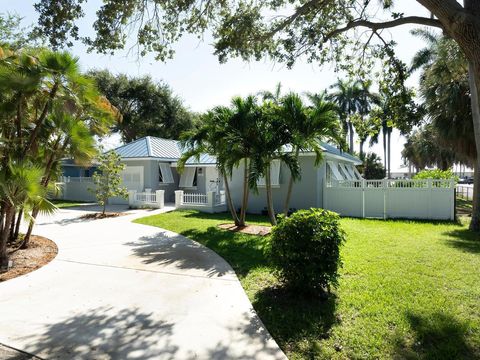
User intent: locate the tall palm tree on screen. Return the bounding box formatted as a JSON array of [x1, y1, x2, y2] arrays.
[[328, 79, 363, 153], [179, 108, 241, 226], [249, 102, 299, 225], [281, 92, 341, 215]]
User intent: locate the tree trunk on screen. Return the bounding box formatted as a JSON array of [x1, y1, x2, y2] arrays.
[[239, 158, 249, 226], [387, 129, 392, 178], [383, 126, 387, 171], [0, 205, 14, 271], [13, 209, 23, 243], [265, 163, 277, 226], [22, 207, 39, 249], [468, 61, 480, 231], [283, 147, 300, 216], [348, 121, 354, 153], [359, 141, 364, 159], [222, 171, 240, 226]]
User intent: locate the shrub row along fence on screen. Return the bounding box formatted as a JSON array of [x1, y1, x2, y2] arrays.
[[324, 179, 455, 220]]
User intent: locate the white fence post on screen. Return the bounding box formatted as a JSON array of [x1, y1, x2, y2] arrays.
[[207, 191, 214, 209], [383, 178, 387, 219], [451, 179, 456, 220], [175, 190, 184, 208], [362, 179, 366, 218], [156, 190, 164, 209], [128, 190, 137, 207]]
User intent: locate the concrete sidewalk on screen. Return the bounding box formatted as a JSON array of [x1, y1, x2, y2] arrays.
[[0, 206, 286, 359]]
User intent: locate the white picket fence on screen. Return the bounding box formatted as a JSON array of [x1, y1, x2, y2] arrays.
[[60, 176, 93, 183], [175, 190, 226, 213], [128, 190, 164, 209], [324, 179, 455, 220]]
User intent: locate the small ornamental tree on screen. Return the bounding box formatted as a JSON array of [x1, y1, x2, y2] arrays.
[[91, 150, 128, 215], [270, 208, 346, 296]]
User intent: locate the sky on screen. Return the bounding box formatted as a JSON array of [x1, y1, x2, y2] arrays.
[[1, 0, 437, 171]]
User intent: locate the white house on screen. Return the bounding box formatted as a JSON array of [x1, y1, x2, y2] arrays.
[[58, 136, 456, 220]]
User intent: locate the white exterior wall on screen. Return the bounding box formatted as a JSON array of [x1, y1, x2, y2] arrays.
[[228, 156, 323, 214]]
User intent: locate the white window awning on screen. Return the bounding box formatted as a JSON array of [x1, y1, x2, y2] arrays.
[[179, 167, 196, 187], [159, 163, 174, 183], [339, 163, 354, 180], [257, 160, 281, 187], [327, 161, 344, 181], [348, 164, 363, 180]]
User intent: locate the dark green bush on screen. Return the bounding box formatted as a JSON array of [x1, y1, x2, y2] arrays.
[[270, 208, 346, 295]]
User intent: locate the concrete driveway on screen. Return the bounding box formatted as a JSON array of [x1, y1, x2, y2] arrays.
[[0, 206, 286, 360]]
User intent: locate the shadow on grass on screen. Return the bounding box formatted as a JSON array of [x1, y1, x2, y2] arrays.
[[180, 226, 270, 278], [443, 228, 480, 254], [252, 286, 338, 357], [394, 311, 478, 359]]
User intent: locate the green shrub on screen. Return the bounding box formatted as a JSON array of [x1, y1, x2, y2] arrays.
[[270, 208, 346, 295], [413, 169, 457, 181]]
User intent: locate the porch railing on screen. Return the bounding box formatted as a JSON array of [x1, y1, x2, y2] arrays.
[[175, 190, 226, 213], [128, 190, 164, 208]]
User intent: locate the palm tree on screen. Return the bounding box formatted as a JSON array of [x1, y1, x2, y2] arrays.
[[281, 92, 341, 215], [179, 108, 242, 225], [248, 102, 299, 225], [328, 79, 363, 153]]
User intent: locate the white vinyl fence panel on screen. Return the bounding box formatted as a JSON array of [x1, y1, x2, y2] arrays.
[[324, 179, 455, 220]]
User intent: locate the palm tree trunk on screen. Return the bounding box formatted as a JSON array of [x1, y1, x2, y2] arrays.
[[467, 61, 480, 231], [387, 129, 392, 178], [383, 127, 387, 171], [359, 141, 364, 159], [0, 205, 14, 270], [239, 158, 249, 226], [22, 207, 39, 249], [348, 121, 354, 153], [265, 163, 277, 226], [13, 209, 23, 242], [222, 171, 240, 226], [283, 147, 300, 216]]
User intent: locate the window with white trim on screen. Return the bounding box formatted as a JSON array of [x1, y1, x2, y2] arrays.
[[158, 163, 174, 184], [257, 160, 281, 187]]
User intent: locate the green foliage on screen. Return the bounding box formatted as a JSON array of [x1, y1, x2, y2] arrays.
[[270, 208, 346, 294], [413, 34, 475, 166], [136, 210, 480, 359], [89, 69, 194, 143], [90, 150, 128, 214], [413, 169, 457, 181], [0, 13, 43, 49], [359, 152, 385, 180], [402, 125, 456, 171]]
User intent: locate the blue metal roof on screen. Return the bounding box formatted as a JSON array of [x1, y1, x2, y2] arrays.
[[113, 136, 182, 159], [112, 136, 360, 165]]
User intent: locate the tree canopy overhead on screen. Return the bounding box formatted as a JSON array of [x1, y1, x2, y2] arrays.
[[31, 1, 480, 229]]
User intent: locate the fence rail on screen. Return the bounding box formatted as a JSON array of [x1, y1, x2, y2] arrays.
[[135, 192, 157, 203], [60, 176, 93, 183], [183, 192, 208, 205], [329, 179, 455, 189]]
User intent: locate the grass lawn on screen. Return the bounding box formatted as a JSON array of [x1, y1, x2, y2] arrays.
[[135, 210, 480, 359], [50, 199, 94, 208]]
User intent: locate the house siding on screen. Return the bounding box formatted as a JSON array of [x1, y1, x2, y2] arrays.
[[228, 156, 323, 214]]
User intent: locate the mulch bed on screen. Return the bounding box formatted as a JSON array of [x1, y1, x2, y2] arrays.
[[80, 212, 125, 220], [0, 235, 58, 282], [218, 223, 272, 236]]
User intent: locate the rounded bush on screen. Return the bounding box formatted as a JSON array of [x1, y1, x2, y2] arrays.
[[270, 208, 346, 294]]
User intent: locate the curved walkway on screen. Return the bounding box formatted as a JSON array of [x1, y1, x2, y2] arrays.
[[0, 206, 286, 359]]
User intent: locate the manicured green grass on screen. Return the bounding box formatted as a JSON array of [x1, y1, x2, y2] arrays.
[[135, 210, 480, 359], [457, 197, 473, 216], [50, 199, 94, 208]]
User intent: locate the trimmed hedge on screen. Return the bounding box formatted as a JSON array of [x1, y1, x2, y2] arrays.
[[270, 208, 346, 295]]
